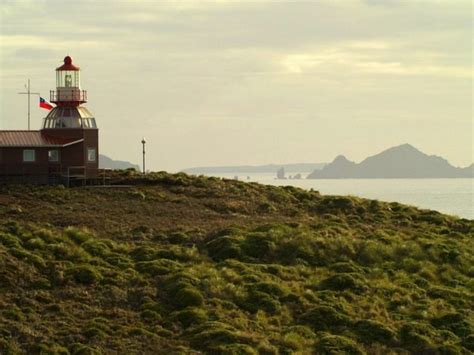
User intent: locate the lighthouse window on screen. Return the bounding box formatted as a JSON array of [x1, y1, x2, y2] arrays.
[[87, 148, 96, 162], [48, 150, 59, 162], [65, 74, 72, 87], [23, 149, 36, 162]]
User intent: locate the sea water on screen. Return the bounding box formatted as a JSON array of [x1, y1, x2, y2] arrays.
[[207, 173, 474, 220]]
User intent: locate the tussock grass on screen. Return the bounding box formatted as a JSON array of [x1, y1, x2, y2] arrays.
[[0, 171, 472, 353]]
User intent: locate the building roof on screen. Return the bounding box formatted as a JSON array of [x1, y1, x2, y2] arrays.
[[0, 131, 83, 148], [56, 56, 80, 71]]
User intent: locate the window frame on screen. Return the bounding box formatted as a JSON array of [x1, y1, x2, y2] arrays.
[[48, 149, 60, 163], [23, 149, 36, 163], [87, 148, 96, 162]]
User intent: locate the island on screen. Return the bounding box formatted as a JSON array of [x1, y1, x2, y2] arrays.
[[308, 144, 473, 179]]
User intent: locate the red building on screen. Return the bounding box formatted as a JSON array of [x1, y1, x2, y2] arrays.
[[0, 56, 99, 184]]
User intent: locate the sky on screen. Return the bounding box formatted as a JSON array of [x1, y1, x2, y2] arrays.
[[0, 0, 472, 171]]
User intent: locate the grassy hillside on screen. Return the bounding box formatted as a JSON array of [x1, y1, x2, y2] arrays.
[[0, 171, 473, 354]]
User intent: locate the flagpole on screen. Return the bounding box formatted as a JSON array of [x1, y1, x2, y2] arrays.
[[18, 79, 40, 130]]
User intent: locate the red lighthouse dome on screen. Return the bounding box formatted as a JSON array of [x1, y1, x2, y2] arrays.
[[56, 56, 80, 71]]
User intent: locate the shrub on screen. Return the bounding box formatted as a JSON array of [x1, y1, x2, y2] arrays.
[[243, 290, 281, 315], [168, 232, 190, 244], [126, 327, 157, 338], [283, 325, 315, 340], [280, 332, 307, 351], [173, 307, 208, 328], [206, 236, 242, 261], [34, 228, 58, 244], [32, 277, 51, 290], [136, 260, 179, 276], [241, 233, 276, 259], [67, 265, 102, 285], [211, 344, 257, 354], [174, 287, 204, 308], [65, 227, 91, 244], [462, 334, 474, 351], [81, 240, 109, 257], [277, 239, 314, 265], [186, 322, 243, 350], [131, 246, 157, 262], [314, 334, 363, 354], [0, 339, 22, 355], [257, 202, 277, 213], [140, 309, 161, 322], [105, 254, 132, 269], [83, 327, 106, 340], [3, 307, 25, 321], [400, 322, 438, 352], [69, 343, 102, 355], [155, 247, 188, 262], [318, 273, 365, 292], [0, 233, 21, 248], [330, 262, 363, 274], [24, 237, 46, 250], [354, 319, 396, 344], [299, 306, 352, 331], [10, 248, 46, 268], [141, 301, 163, 314], [437, 344, 463, 354], [34, 343, 70, 354], [330, 197, 354, 210], [249, 281, 287, 298], [431, 313, 472, 337], [357, 241, 390, 265]]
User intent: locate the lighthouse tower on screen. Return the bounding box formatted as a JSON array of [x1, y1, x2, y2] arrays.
[[0, 56, 99, 184], [42, 56, 99, 178]]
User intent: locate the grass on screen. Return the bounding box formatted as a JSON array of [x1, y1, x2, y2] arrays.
[[0, 170, 472, 353]]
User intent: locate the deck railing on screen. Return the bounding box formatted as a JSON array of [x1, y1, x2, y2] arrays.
[[50, 90, 87, 103], [0, 166, 112, 187]]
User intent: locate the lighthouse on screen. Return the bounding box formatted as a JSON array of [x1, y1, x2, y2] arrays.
[[0, 56, 99, 184]]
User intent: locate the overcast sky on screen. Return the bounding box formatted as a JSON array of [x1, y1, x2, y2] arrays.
[[1, 0, 472, 171]]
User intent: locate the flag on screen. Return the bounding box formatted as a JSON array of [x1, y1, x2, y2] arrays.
[[39, 97, 53, 110]]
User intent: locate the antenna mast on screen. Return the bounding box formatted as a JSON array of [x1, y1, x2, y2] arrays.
[[18, 79, 40, 130]]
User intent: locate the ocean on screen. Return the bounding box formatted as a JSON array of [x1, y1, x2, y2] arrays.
[[205, 173, 474, 220]]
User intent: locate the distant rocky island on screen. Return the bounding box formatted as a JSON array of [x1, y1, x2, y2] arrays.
[[99, 154, 140, 171], [183, 163, 326, 175], [307, 144, 473, 179]]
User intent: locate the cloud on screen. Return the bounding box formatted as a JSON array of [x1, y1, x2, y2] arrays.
[[0, 0, 472, 169], [280, 39, 471, 78]]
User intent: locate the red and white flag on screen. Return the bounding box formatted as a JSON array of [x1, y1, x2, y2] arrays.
[[39, 97, 53, 110]]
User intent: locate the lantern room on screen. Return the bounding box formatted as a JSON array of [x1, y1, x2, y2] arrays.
[[51, 56, 87, 105]]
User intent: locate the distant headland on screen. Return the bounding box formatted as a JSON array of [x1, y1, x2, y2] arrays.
[[183, 144, 472, 179], [99, 154, 140, 171], [183, 163, 326, 175], [307, 144, 473, 179]]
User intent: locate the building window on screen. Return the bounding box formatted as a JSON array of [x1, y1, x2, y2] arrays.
[[48, 150, 59, 162], [87, 148, 96, 162], [23, 149, 35, 162]]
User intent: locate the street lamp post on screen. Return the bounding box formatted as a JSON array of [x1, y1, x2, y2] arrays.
[[141, 137, 146, 174]]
